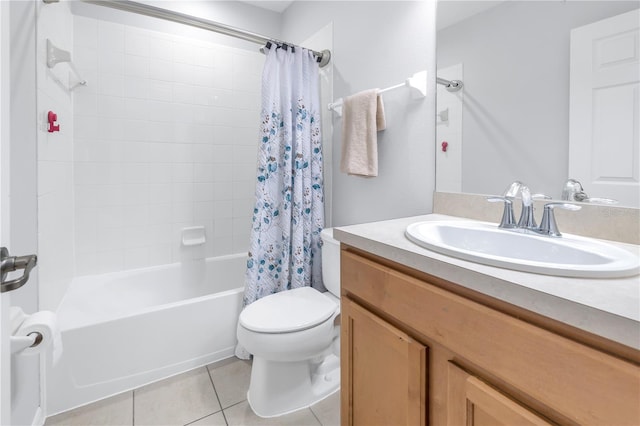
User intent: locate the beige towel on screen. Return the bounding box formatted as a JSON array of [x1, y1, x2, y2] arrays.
[[340, 89, 386, 177]]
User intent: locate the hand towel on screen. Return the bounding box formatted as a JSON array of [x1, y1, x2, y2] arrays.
[[340, 89, 386, 177]]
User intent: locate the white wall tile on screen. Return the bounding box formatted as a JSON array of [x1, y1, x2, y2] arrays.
[[98, 95, 126, 119], [193, 66, 215, 87], [233, 71, 260, 93], [74, 46, 98, 72], [233, 52, 263, 75], [98, 21, 125, 52], [69, 16, 262, 277], [98, 49, 125, 75], [125, 54, 150, 79], [149, 58, 173, 81], [172, 203, 194, 223], [193, 46, 214, 68], [122, 121, 150, 142], [125, 28, 150, 57], [173, 83, 194, 104], [172, 163, 193, 183], [192, 125, 216, 144], [194, 183, 214, 202], [124, 76, 150, 99], [98, 73, 125, 97], [147, 163, 173, 183], [214, 126, 235, 145], [172, 42, 194, 64], [213, 200, 233, 218], [232, 198, 254, 218], [211, 67, 233, 90], [147, 183, 172, 205], [74, 16, 98, 48], [212, 49, 233, 70], [149, 80, 173, 102], [212, 182, 233, 201]]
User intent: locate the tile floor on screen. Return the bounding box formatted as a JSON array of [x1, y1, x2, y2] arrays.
[[45, 357, 340, 426]]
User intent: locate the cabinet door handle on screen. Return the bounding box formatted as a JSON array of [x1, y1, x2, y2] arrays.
[[1, 247, 38, 293]]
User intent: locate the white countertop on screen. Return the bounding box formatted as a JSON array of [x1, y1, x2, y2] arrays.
[[334, 214, 640, 350]]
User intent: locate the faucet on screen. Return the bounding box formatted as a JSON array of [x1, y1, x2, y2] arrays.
[[561, 179, 588, 202], [537, 203, 582, 237], [488, 181, 581, 237], [561, 179, 618, 205], [488, 181, 536, 230], [515, 184, 537, 230]]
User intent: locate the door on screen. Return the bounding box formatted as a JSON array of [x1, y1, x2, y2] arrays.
[[447, 362, 552, 426], [1, 0, 11, 422], [569, 9, 640, 207], [341, 297, 428, 426], [1, 0, 41, 424]]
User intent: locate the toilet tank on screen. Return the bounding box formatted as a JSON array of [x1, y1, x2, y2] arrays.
[[320, 228, 340, 297]]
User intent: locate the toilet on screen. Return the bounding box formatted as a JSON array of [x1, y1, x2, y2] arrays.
[[236, 228, 341, 418]]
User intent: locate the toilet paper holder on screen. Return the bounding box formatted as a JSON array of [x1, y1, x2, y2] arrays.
[[11, 332, 43, 354]]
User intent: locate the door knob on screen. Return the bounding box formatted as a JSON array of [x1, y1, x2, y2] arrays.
[[1, 247, 37, 293]]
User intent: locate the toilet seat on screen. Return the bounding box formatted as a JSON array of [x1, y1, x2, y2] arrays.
[[239, 287, 337, 334]]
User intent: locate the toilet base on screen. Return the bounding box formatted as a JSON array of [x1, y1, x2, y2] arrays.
[[247, 353, 340, 418]]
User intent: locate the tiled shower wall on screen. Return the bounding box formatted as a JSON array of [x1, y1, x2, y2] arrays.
[[37, 1, 75, 311], [72, 15, 261, 276]]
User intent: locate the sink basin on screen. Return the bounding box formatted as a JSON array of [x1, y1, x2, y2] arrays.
[[405, 220, 640, 278]]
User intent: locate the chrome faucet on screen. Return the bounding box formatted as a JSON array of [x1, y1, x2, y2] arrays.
[[537, 203, 581, 237], [515, 184, 537, 230], [488, 181, 581, 237], [489, 181, 537, 231], [561, 178, 618, 205], [561, 179, 588, 202]]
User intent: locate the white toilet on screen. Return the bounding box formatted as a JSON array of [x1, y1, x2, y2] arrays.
[[236, 228, 341, 418]]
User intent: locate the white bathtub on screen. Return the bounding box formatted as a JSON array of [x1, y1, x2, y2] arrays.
[[46, 254, 246, 416]]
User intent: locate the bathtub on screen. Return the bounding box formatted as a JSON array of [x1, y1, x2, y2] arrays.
[[46, 254, 246, 416]]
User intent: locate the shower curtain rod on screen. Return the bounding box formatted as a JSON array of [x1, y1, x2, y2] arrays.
[[45, 0, 331, 67]]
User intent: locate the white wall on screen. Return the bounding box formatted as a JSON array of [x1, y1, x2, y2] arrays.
[[281, 1, 437, 226], [437, 0, 639, 197]]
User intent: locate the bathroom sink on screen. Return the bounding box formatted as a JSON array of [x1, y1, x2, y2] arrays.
[[405, 220, 640, 278]]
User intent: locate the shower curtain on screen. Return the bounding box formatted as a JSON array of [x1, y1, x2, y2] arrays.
[[242, 44, 325, 310]]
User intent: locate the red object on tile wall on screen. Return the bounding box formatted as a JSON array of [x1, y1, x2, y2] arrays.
[[48, 111, 60, 133]]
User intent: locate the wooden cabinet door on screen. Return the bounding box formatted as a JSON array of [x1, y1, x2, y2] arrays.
[[447, 362, 553, 426], [341, 297, 428, 426]]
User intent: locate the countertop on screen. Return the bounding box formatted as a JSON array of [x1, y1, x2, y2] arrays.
[[334, 214, 640, 351]]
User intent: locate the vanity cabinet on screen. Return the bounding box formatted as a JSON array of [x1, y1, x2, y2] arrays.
[[447, 362, 552, 426], [341, 297, 427, 426], [340, 246, 640, 426]]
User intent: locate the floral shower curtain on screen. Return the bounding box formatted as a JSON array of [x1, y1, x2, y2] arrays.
[[242, 44, 325, 309]]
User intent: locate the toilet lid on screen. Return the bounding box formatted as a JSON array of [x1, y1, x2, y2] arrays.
[[239, 287, 338, 333]]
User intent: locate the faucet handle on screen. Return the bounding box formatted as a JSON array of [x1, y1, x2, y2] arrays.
[[538, 202, 581, 237], [532, 193, 552, 200], [487, 196, 517, 228]]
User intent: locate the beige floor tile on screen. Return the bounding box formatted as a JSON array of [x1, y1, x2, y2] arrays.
[[44, 391, 133, 426], [310, 390, 340, 426], [186, 411, 227, 426], [224, 401, 321, 426], [207, 358, 252, 409], [134, 367, 222, 426]]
